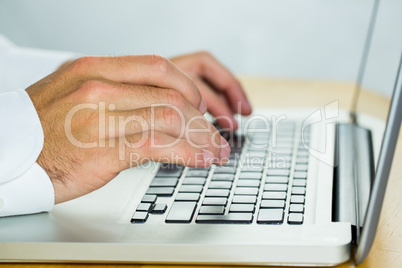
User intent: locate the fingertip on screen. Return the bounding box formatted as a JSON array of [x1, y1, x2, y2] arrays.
[[237, 97, 252, 115], [219, 136, 231, 165], [241, 105, 253, 116], [199, 98, 207, 114], [202, 149, 215, 165]]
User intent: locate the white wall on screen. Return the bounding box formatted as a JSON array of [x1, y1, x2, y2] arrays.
[[0, 0, 401, 96]]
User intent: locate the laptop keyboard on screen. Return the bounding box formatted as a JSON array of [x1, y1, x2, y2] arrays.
[[131, 121, 310, 225]]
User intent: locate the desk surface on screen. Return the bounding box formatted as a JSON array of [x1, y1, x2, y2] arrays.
[[4, 77, 402, 268]]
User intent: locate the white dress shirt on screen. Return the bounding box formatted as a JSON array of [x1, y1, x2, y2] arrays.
[[0, 35, 77, 217]]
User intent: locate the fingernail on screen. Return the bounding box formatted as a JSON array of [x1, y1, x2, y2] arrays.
[[245, 98, 251, 109], [203, 149, 215, 164], [199, 98, 207, 114], [220, 137, 230, 163], [240, 98, 252, 115]]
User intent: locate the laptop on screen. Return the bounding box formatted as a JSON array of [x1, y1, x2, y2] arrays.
[[1, 1, 401, 266]]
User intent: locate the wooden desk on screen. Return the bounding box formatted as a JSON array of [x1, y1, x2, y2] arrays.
[[3, 77, 401, 268]]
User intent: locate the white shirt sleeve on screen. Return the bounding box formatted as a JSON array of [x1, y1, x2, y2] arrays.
[[0, 35, 78, 216]]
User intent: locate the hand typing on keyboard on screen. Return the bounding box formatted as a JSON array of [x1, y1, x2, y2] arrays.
[[26, 51, 252, 204], [132, 123, 311, 225]]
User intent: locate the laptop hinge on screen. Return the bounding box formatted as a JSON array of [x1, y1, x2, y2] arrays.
[[332, 123, 375, 233]]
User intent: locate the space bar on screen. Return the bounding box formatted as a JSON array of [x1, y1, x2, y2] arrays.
[[196, 213, 253, 224]]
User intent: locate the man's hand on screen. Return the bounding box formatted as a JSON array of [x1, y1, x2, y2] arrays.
[[170, 51, 252, 129], [26, 53, 251, 204]]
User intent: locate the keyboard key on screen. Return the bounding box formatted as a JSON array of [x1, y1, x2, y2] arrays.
[[196, 213, 253, 224], [156, 164, 183, 177], [141, 195, 157, 203], [214, 166, 237, 174], [211, 174, 234, 181], [257, 209, 284, 224], [271, 154, 292, 162], [237, 180, 260, 187], [265, 176, 289, 184], [266, 169, 290, 176], [205, 189, 230, 197], [274, 141, 293, 148], [260, 200, 285, 208], [232, 195, 257, 204], [189, 167, 210, 171], [151, 203, 167, 214], [297, 151, 309, 158], [208, 181, 232, 189], [165, 202, 197, 223], [296, 157, 309, 164], [136, 203, 153, 212], [239, 172, 262, 180], [244, 151, 267, 158], [275, 136, 293, 141], [288, 213, 304, 224], [179, 185, 203, 193], [295, 164, 308, 171], [146, 187, 175, 196], [292, 187, 306, 195], [230, 204, 255, 213], [293, 179, 306, 187], [150, 178, 178, 187], [247, 147, 268, 152], [203, 198, 227, 206], [294, 171, 308, 179], [267, 161, 291, 169], [175, 193, 200, 201], [271, 148, 293, 155], [224, 159, 238, 166], [131, 211, 149, 223], [240, 165, 264, 173], [289, 204, 304, 213], [182, 177, 206, 185], [186, 170, 209, 177], [234, 187, 259, 195], [199, 206, 225, 215], [290, 195, 305, 204], [262, 191, 287, 200], [264, 184, 288, 191]]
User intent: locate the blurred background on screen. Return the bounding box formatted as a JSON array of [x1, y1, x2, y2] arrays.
[[0, 0, 401, 96]]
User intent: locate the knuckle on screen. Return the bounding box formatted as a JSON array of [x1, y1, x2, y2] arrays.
[[160, 106, 181, 126], [80, 80, 109, 102], [70, 56, 98, 71], [197, 50, 212, 59], [148, 54, 171, 75], [166, 89, 187, 109]]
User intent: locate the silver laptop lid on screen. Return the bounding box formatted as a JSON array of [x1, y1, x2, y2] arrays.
[[353, 0, 402, 263]]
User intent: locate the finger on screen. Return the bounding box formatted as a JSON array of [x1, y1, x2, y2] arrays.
[[111, 131, 230, 171], [173, 52, 252, 115], [70, 55, 206, 113], [193, 76, 238, 130], [80, 80, 198, 112], [198, 52, 252, 115], [106, 106, 227, 157]]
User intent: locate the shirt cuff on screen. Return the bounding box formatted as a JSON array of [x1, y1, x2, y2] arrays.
[[0, 162, 54, 217], [0, 90, 44, 181]]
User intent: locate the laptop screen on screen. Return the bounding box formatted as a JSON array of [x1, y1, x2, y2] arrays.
[[354, 0, 402, 263], [356, 0, 402, 154]]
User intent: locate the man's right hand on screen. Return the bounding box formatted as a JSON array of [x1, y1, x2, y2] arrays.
[[26, 55, 230, 204]]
